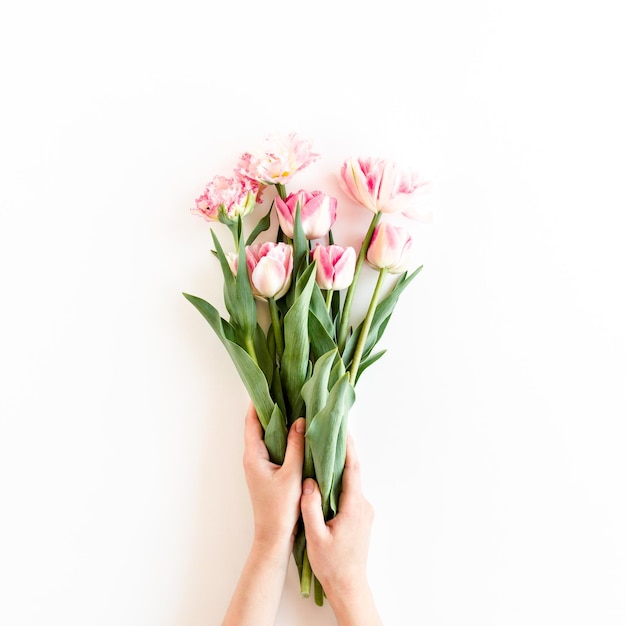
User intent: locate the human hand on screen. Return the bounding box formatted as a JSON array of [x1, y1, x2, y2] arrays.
[[300, 434, 382, 625], [243, 403, 305, 551], [221, 404, 306, 625]]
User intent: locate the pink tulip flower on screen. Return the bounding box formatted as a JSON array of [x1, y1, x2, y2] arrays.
[[237, 132, 320, 185], [192, 174, 259, 222], [312, 244, 357, 291], [276, 190, 337, 240], [245, 242, 293, 300], [338, 157, 429, 219], [366, 223, 413, 274]]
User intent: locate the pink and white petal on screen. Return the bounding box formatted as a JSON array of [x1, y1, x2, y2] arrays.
[[251, 257, 287, 299]]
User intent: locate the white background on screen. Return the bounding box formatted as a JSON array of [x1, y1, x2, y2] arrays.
[[1, 1, 625, 624]]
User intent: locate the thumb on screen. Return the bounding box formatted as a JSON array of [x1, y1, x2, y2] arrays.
[[282, 418, 305, 475], [300, 478, 328, 540]]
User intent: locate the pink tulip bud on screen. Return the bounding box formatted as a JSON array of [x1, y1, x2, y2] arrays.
[[312, 244, 357, 291], [366, 223, 413, 274], [338, 157, 429, 219], [245, 242, 293, 300], [275, 190, 337, 240]]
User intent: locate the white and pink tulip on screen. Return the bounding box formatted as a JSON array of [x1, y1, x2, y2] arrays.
[[312, 244, 357, 291], [245, 242, 293, 300], [366, 223, 413, 274], [276, 190, 337, 240], [338, 157, 429, 219]]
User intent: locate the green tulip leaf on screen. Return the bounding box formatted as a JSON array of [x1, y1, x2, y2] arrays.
[[246, 204, 273, 246], [301, 349, 337, 481], [271, 364, 288, 424], [234, 220, 257, 339], [281, 264, 317, 420], [306, 372, 355, 518], [308, 311, 337, 361], [301, 349, 336, 420], [309, 282, 335, 337], [183, 293, 274, 429], [328, 355, 347, 392], [355, 349, 387, 385], [210, 228, 235, 293], [254, 324, 274, 386], [265, 403, 288, 464], [342, 266, 423, 368], [292, 525, 306, 579], [292, 200, 309, 279], [330, 411, 349, 516], [210, 228, 256, 341]]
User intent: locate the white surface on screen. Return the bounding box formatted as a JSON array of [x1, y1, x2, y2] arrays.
[[1, 1, 625, 625]]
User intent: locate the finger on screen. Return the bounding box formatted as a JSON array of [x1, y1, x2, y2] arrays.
[[243, 402, 269, 461], [281, 418, 305, 477], [300, 478, 328, 540]]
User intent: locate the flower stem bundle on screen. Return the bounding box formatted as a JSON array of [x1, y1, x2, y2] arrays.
[[184, 133, 429, 606]]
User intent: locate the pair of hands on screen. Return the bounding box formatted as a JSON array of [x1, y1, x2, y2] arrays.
[[243, 403, 379, 618]]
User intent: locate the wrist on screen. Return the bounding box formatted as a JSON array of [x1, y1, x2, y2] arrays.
[[324, 579, 382, 626], [250, 533, 293, 565]]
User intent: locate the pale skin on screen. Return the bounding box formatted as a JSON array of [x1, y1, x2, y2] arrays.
[[222, 403, 383, 626]]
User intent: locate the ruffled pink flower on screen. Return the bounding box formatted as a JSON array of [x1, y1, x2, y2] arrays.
[[192, 174, 260, 222], [245, 242, 293, 300], [276, 190, 337, 240], [366, 223, 413, 274], [338, 157, 429, 219], [237, 133, 320, 185], [312, 244, 357, 291]]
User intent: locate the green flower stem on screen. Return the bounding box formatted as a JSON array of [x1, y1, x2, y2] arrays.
[[349, 267, 388, 386], [337, 212, 382, 352], [300, 549, 313, 598], [244, 335, 259, 366], [325, 289, 333, 311], [268, 297, 284, 359], [276, 183, 287, 200], [227, 220, 240, 251], [314, 576, 325, 606]]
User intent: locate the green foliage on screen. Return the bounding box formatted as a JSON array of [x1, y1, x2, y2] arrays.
[[246, 204, 272, 246], [183, 293, 287, 463], [342, 265, 423, 369], [281, 263, 317, 422], [305, 371, 355, 518]]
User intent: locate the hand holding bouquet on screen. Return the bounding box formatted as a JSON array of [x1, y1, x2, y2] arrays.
[[184, 132, 429, 605]]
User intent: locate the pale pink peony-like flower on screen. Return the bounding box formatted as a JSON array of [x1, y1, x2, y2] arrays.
[[338, 157, 429, 219], [245, 242, 293, 300], [366, 223, 413, 274], [276, 190, 337, 240], [237, 133, 320, 185], [312, 244, 357, 291], [192, 174, 260, 222]]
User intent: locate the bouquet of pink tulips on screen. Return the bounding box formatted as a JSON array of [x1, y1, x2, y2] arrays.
[[184, 133, 428, 606]]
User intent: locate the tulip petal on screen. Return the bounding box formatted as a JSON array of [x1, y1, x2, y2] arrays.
[[252, 256, 288, 299], [332, 247, 356, 290], [313, 245, 334, 290], [275, 196, 295, 238]]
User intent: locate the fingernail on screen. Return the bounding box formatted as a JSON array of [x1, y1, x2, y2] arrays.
[[302, 478, 314, 495], [295, 418, 305, 434]]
